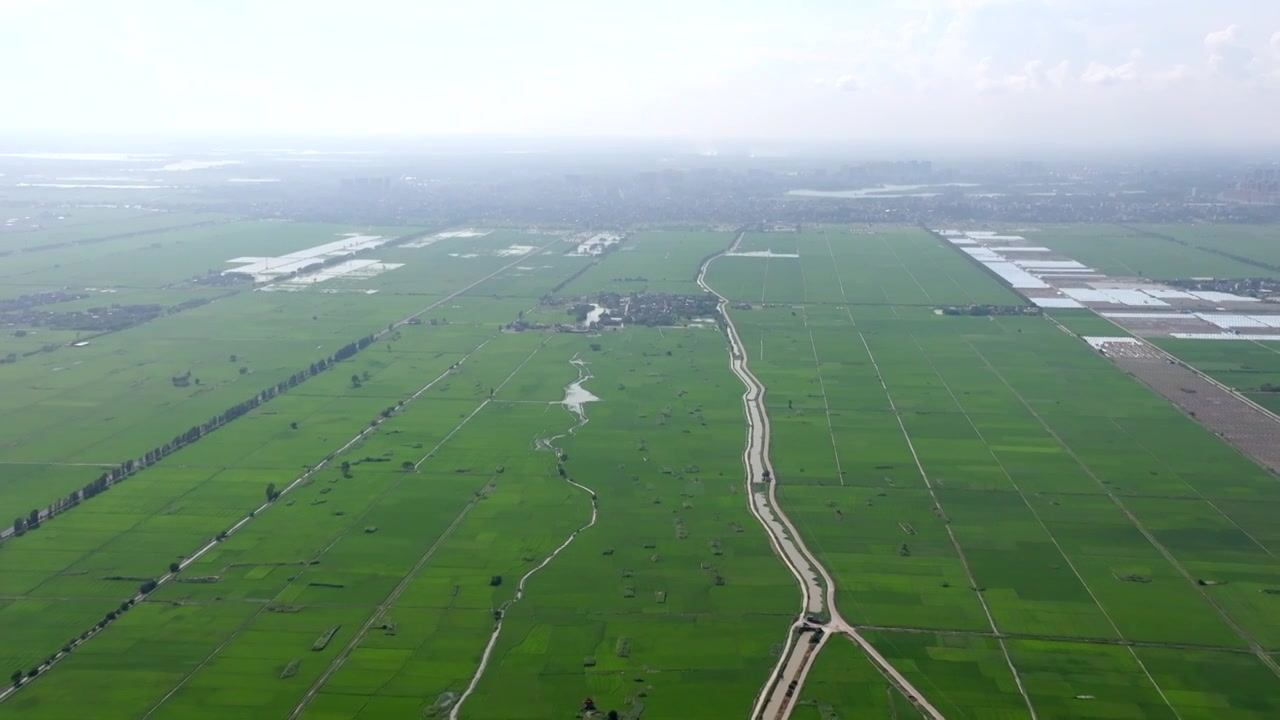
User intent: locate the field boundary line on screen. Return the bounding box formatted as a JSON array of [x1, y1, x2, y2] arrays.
[[1098, 416, 1277, 560], [859, 624, 1257, 653], [855, 329, 1039, 720], [0, 238, 560, 545], [1041, 311, 1280, 555], [701, 233, 944, 720], [1049, 311, 1280, 441], [286, 336, 552, 719], [284, 470, 501, 720], [911, 333, 1181, 718], [0, 323, 517, 703], [819, 228, 849, 304], [879, 234, 934, 305], [413, 337, 551, 468], [449, 355, 601, 719], [962, 337, 1280, 680], [800, 306, 845, 486], [760, 248, 772, 304]]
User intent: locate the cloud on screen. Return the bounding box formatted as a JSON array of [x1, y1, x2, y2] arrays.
[[983, 60, 1045, 94], [1205, 24, 1255, 77], [835, 75, 859, 92], [1204, 24, 1240, 49], [1045, 60, 1071, 86], [1081, 60, 1139, 85], [1271, 31, 1280, 55], [1152, 64, 1193, 84]]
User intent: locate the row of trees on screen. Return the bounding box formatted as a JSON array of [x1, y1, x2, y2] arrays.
[[9, 582, 156, 688], [8, 332, 380, 541]]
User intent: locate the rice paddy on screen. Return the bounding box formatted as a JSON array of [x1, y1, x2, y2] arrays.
[[1, 217, 1278, 718]]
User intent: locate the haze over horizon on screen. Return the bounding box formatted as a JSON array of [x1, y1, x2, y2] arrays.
[[2, 0, 1279, 153]]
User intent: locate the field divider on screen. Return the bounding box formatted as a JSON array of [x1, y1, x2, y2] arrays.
[[282, 336, 554, 719], [908, 333, 1182, 718], [855, 623, 1261, 654], [1093, 413, 1277, 560], [700, 232, 945, 720], [854, 329, 1039, 719], [0, 319, 519, 703], [961, 336, 1280, 680], [0, 237, 562, 546], [449, 354, 601, 719], [800, 306, 845, 486], [820, 229, 849, 304], [283, 470, 501, 720], [1046, 310, 1280, 445], [414, 337, 552, 469]]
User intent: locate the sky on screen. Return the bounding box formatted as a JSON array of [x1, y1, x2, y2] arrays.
[[2, 0, 1279, 151]]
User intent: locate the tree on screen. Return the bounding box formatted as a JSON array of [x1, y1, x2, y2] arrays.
[[10, 670, 21, 686], [401, 461, 414, 472], [607, 712, 620, 720], [290, 421, 299, 430], [340, 461, 352, 478], [27, 509, 39, 528], [229, 354, 237, 362], [139, 580, 157, 595], [266, 482, 278, 502], [362, 370, 371, 381], [12, 517, 25, 536], [168, 562, 180, 574], [351, 374, 362, 388]]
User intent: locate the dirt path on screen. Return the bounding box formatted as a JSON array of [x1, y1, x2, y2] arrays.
[[698, 234, 943, 720], [448, 355, 600, 720]]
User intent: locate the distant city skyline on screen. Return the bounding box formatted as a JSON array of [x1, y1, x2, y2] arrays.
[[2, 0, 1278, 151]]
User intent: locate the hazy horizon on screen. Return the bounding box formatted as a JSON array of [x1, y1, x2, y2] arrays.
[[2, 0, 1279, 153]]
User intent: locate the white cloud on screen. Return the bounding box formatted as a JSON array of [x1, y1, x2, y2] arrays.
[[1045, 60, 1071, 86], [983, 60, 1045, 94], [1152, 64, 1193, 84], [1081, 60, 1139, 85], [1204, 24, 1240, 49], [1205, 24, 1255, 78], [3, 1, 1280, 147]]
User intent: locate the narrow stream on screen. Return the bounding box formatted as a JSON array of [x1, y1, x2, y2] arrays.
[[449, 355, 600, 719]]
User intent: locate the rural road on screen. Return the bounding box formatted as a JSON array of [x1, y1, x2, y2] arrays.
[[698, 233, 944, 720]]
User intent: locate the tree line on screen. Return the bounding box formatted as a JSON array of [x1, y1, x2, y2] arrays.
[[7, 332, 378, 540]]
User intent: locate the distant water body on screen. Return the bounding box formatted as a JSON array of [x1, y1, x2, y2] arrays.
[[787, 183, 980, 199]]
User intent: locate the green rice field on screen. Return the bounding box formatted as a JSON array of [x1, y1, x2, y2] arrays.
[[1, 218, 1278, 718]]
